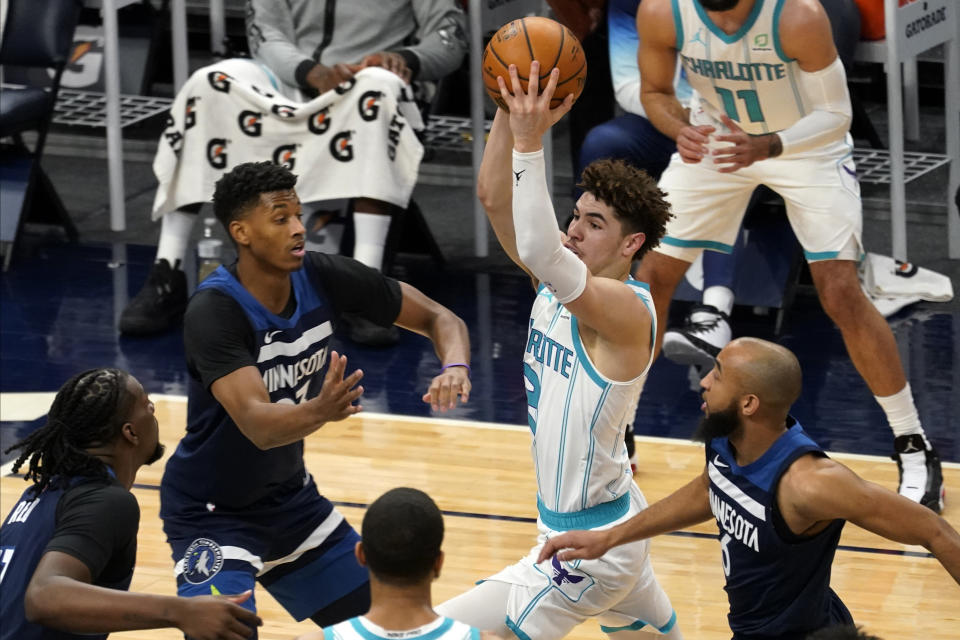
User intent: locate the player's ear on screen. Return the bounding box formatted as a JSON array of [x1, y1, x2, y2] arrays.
[[354, 541, 367, 567], [119, 421, 138, 446], [624, 231, 646, 258], [740, 393, 760, 417]]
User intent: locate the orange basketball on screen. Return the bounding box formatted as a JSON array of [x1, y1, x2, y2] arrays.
[[482, 16, 587, 111]]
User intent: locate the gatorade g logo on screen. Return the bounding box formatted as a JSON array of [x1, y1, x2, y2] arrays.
[[358, 90, 383, 121], [273, 144, 297, 169], [334, 78, 357, 94], [208, 71, 233, 92], [238, 110, 263, 136], [250, 84, 275, 99], [184, 97, 198, 130], [308, 107, 331, 134], [271, 104, 297, 118], [207, 138, 228, 169], [330, 131, 354, 162]]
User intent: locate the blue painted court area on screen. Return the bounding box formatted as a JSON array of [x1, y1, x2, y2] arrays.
[[1, 241, 957, 464]]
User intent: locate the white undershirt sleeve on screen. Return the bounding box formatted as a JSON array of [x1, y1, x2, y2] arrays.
[[512, 149, 587, 304], [777, 57, 852, 156]]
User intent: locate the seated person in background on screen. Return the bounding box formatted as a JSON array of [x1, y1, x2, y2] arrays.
[[576, 0, 744, 373], [0, 367, 261, 640], [662, 0, 863, 371], [119, 0, 468, 347], [294, 487, 499, 640]]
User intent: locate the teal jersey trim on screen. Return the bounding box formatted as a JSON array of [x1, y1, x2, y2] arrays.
[[347, 617, 456, 640], [580, 385, 612, 509], [670, 0, 684, 49], [600, 610, 678, 634], [570, 316, 608, 388], [804, 249, 841, 261], [537, 492, 630, 530], [626, 277, 651, 292], [554, 358, 580, 508], [772, 0, 794, 62], [661, 236, 735, 252], [786, 63, 806, 119], [695, 0, 765, 43], [324, 626, 337, 640], [506, 616, 533, 640], [470, 628, 481, 640]]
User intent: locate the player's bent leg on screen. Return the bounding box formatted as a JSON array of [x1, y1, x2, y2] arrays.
[[435, 580, 511, 635], [808, 258, 944, 511], [634, 251, 693, 360], [259, 521, 370, 624], [171, 539, 261, 639], [808, 259, 907, 396]]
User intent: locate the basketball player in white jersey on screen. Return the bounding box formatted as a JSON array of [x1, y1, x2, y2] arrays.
[[295, 488, 498, 640], [633, 0, 944, 511], [437, 65, 682, 639]]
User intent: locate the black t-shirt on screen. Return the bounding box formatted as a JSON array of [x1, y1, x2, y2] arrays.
[[184, 252, 402, 389], [48, 480, 140, 584]]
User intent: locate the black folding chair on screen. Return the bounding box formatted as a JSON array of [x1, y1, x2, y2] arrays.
[[0, 0, 83, 270]]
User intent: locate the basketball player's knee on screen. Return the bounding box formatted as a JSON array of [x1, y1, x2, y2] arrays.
[[816, 276, 863, 324]]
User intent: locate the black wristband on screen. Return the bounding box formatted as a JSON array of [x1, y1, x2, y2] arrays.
[[294, 58, 317, 89], [396, 49, 421, 81]]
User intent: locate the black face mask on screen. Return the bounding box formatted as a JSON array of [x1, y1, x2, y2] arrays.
[[146, 442, 166, 465], [697, 0, 740, 11], [693, 403, 741, 443]]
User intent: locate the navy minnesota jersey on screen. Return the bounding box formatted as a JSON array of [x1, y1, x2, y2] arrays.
[[164, 261, 335, 509], [0, 481, 133, 640], [707, 420, 852, 639]]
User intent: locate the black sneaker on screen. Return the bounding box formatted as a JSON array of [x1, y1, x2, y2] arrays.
[[662, 304, 731, 370], [340, 313, 400, 347], [625, 423, 637, 474], [119, 259, 188, 336], [893, 434, 945, 514]]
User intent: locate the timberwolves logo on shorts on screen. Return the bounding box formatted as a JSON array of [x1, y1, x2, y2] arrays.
[[182, 538, 224, 584]]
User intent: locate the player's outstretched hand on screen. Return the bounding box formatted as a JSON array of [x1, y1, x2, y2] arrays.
[[176, 590, 262, 640], [676, 124, 715, 164], [536, 529, 613, 564], [496, 61, 574, 151], [712, 115, 774, 172], [309, 351, 364, 422], [421, 365, 471, 413]]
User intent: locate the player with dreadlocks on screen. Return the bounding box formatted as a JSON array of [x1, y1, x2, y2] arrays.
[[0, 367, 262, 640]]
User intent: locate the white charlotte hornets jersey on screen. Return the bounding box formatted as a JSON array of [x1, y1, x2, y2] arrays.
[[523, 279, 655, 523], [674, 0, 806, 134], [324, 616, 479, 640]]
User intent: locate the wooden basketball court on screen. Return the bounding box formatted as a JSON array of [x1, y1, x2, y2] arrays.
[[2, 397, 957, 639]]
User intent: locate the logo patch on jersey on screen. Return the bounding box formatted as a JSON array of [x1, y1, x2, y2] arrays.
[[689, 29, 707, 47], [752, 33, 771, 51], [713, 454, 729, 468], [535, 555, 595, 602], [182, 538, 224, 584]]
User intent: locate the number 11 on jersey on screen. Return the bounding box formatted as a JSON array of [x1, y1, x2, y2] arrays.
[[715, 86, 764, 123]]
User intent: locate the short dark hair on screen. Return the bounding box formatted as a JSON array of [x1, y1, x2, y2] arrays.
[[806, 626, 883, 640], [4, 368, 134, 493], [361, 487, 444, 586], [577, 159, 673, 261], [212, 161, 298, 232]]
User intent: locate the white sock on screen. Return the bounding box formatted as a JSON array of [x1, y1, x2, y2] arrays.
[[155, 209, 199, 269], [874, 383, 926, 441], [702, 286, 734, 316], [352, 211, 391, 271]]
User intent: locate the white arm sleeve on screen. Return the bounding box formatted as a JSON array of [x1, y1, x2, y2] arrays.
[[777, 57, 852, 156], [512, 149, 587, 304]]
